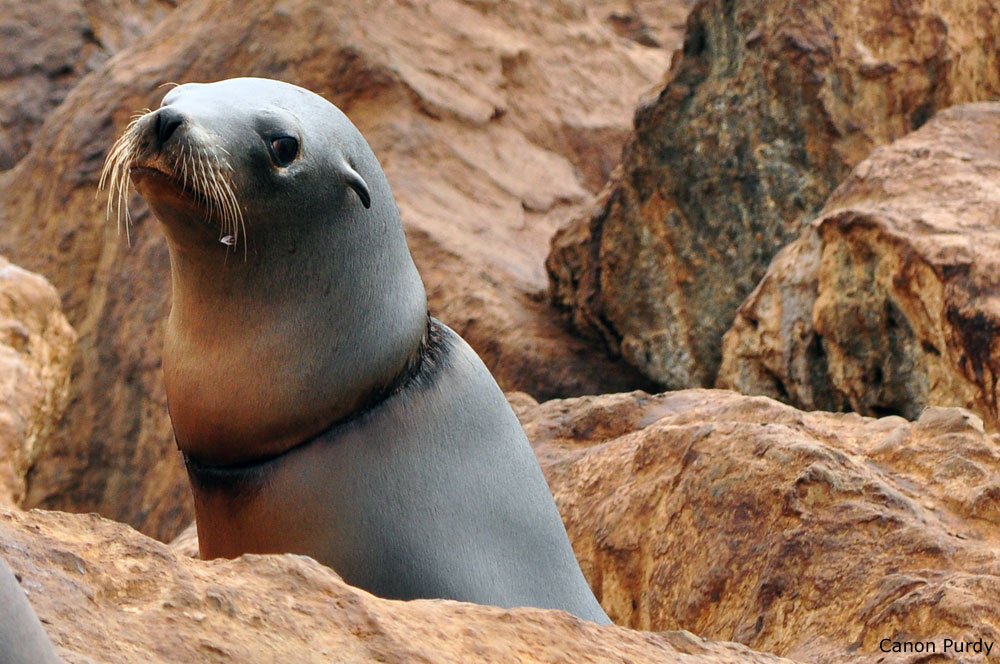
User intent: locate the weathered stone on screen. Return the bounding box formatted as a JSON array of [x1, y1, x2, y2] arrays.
[[168, 388, 1000, 662], [719, 102, 1000, 429], [548, 0, 1000, 389], [0, 257, 75, 508], [0, 0, 687, 540], [516, 389, 1000, 663], [595, 0, 694, 49], [0, 0, 180, 171], [0, 506, 794, 664]]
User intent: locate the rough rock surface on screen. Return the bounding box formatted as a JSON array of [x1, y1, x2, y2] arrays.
[[0, 507, 794, 664], [168, 388, 1000, 663], [594, 0, 695, 49], [514, 389, 1000, 663], [0, 257, 75, 508], [718, 102, 1000, 429], [547, 0, 1000, 390], [0, 0, 181, 171], [0, 0, 687, 540]]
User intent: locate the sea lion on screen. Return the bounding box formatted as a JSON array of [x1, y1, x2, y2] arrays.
[[0, 557, 62, 664], [103, 77, 609, 624]]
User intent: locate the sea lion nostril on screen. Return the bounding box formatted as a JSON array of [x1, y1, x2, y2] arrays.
[[153, 107, 184, 148]]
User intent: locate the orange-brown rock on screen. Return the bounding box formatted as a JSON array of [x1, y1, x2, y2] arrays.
[[511, 389, 1000, 663], [0, 0, 181, 171], [719, 102, 1000, 429], [0, 0, 688, 540], [547, 0, 1000, 390], [166, 388, 1000, 662], [0, 257, 75, 508], [0, 507, 795, 664]]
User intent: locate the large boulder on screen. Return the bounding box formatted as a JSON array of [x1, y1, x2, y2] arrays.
[[0, 506, 794, 664], [718, 102, 1000, 429], [547, 0, 1000, 389], [0, 257, 75, 508], [0, 0, 684, 540], [515, 389, 1000, 662]]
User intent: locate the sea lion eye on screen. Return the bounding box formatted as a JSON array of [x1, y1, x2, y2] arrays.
[[268, 135, 299, 166]]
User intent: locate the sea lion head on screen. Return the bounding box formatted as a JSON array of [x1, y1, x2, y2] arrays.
[[103, 77, 373, 256], [101, 78, 427, 467]]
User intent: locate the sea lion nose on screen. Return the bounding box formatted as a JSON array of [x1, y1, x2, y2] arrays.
[[153, 107, 185, 149]]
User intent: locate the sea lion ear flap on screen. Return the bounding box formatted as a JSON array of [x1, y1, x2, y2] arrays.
[[342, 162, 371, 209]]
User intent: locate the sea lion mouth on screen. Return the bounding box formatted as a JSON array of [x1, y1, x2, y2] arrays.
[[130, 165, 203, 201]]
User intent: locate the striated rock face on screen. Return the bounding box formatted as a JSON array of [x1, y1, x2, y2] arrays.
[[0, 0, 686, 540], [0, 0, 181, 171], [0, 257, 75, 508], [0, 507, 794, 664], [718, 102, 1000, 429], [514, 389, 1000, 663], [547, 0, 1000, 390]]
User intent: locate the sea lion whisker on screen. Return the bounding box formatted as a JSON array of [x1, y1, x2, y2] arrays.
[[180, 144, 189, 192], [210, 175, 230, 237], [211, 166, 231, 244], [188, 145, 236, 254], [194, 149, 215, 220], [187, 147, 197, 196], [99, 114, 144, 245], [207, 157, 237, 255], [204, 148, 227, 227], [220, 162, 243, 247], [202, 144, 244, 258], [218, 171, 246, 260], [168, 145, 182, 181]]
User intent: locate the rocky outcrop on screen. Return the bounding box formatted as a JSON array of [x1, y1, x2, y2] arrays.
[[514, 389, 1000, 663], [167, 388, 1000, 662], [547, 0, 1000, 390], [0, 257, 75, 508], [0, 0, 181, 171], [0, 0, 686, 540], [718, 102, 1000, 429], [0, 507, 794, 664]]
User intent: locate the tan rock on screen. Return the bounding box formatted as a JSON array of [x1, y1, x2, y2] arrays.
[[153, 388, 1000, 662], [0, 0, 687, 540], [0, 257, 75, 508], [515, 389, 1000, 663], [547, 0, 1000, 390], [719, 102, 1000, 429], [0, 507, 794, 664], [593, 0, 694, 49], [168, 520, 198, 558], [0, 0, 181, 171]]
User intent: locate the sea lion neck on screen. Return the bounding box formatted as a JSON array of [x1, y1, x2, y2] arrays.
[[160, 202, 429, 467]]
